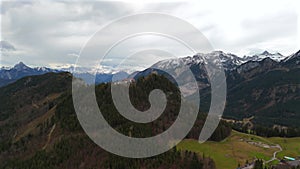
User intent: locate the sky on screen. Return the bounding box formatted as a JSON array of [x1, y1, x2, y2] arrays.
[[0, 0, 299, 72]]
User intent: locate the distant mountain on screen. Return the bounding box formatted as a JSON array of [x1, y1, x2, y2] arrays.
[[243, 51, 286, 62], [282, 50, 300, 67], [132, 50, 293, 92], [73, 71, 129, 84], [203, 51, 299, 127], [132, 51, 287, 96], [152, 51, 245, 71], [0, 62, 59, 87], [0, 50, 290, 88], [0, 62, 129, 87], [0, 62, 58, 79], [150, 51, 287, 72], [131, 50, 300, 127]]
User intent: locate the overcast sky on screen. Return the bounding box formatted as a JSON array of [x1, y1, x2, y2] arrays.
[[0, 0, 299, 71]]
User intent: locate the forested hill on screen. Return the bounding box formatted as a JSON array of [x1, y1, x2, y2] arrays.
[[0, 72, 231, 169]]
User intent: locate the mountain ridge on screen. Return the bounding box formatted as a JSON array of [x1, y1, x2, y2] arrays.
[[0, 62, 129, 87], [133, 50, 300, 127]]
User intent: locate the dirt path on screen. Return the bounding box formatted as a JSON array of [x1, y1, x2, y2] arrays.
[[42, 124, 56, 150], [265, 144, 283, 164]]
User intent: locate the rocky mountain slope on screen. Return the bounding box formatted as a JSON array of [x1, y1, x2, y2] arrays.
[[224, 56, 300, 126], [134, 50, 300, 127]]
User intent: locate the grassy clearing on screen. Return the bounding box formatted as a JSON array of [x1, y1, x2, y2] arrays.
[[269, 137, 300, 159], [177, 130, 283, 169]]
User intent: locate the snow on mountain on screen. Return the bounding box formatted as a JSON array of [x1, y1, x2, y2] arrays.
[[60, 66, 94, 74], [13, 62, 31, 71], [0, 66, 11, 70], [152, 51, 245, 70], [0, 49, 296, 87], [243, 51, 286, 62], [58, 65, 131, 74], [35, 66, 56, 72], [0, 62, 130, 87], [0, 62, 58, 81], [152, 50, 290, 72]]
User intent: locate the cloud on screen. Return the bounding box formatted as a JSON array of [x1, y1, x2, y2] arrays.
[[0, 40, 16, 51], [0, 0, 298, 71], [1, 1, 134, 67]]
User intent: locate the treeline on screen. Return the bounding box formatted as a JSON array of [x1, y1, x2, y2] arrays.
[[232, 123, 300, 138], [253, 125, 300, 138]]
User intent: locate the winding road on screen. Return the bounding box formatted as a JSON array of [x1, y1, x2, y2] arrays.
[[265, 144, 283, 164]]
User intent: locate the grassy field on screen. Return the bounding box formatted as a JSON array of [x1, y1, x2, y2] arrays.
[[177, 130, 300, 169], [269, 137, 300, 159]]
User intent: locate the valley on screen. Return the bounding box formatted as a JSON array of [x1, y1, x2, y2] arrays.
[[178, 130, 300, 169]]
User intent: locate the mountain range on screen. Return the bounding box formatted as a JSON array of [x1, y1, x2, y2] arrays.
[[130, 50, 300, 127], [0, 50, 299, 127], [149, 50, 288, 72], [0, 50, 291, 88], [0, 62, 129, 87]]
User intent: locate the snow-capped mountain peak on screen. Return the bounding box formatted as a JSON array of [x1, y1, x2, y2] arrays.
[[35, 67, 48, 72], [152, 51, 245, 70], [0, 62, 130, 87], [244, 51, 286, 62], [261, 50, 272, 55], [13, 62, 30, 71]]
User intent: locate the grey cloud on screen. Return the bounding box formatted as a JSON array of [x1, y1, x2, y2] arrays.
[[0, 1, 298, 68], [0, 1, 33, 14], [239, 11, 297, 46], [0, 40, 16, 51], [1, 1, 134, 67]]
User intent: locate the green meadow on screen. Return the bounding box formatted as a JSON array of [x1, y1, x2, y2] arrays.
[[177, 130, 300, 169]]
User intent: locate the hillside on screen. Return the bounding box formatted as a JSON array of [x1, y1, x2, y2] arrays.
[[224, 57, 300, 127], [0, 72, 230, 169], [150, 51, 300, 127]]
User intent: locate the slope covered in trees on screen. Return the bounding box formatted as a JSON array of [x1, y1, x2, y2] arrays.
[[0, 72, 231, 169]]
